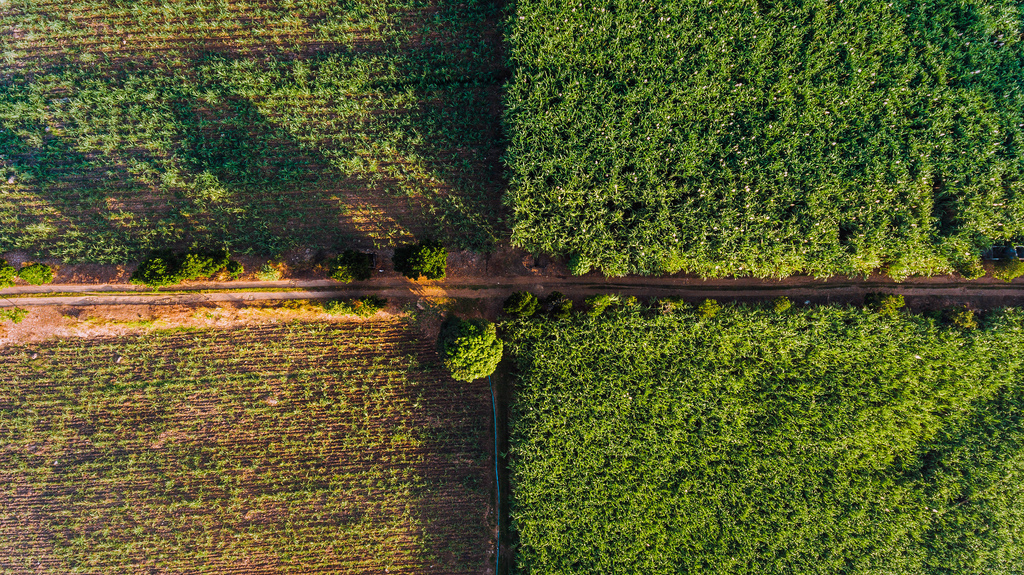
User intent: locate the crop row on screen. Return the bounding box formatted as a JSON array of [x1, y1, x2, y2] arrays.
[[505, 0, 1024, 278], [0, 0, 505, 261], [505, 303, 1024, 573], [0, 320, 493, 574]]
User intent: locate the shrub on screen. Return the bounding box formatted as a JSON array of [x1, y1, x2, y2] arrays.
[[0, 308, 28, 323], [543, 291, 572, 319], [772, 296, 792, 313], [504, 291, 540, 317], [326, 250, 373, 283], [177, 251, 230, 281], [438, 317, 503, 381], [658, 297, 690, 315], [585, 294, 618, 316], [394, 241, 447, 280], [954, 258, 986, 281], [865, 293, 906, 317], [321, 296, 387, 317], [131, 251, 178, 287], [567, 254, 592, 276], [256, 263, 282, 281], [18, 263, 54, 285], [130, 250, 231, 287], [225, 260, 244, 280], [946, 306, 978, 330], [697, 299, 721, 319], [0, 259, 16, 288], [993, 259, 1024, 283]]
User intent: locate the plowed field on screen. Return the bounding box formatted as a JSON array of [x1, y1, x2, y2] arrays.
[[0, 320, 494, 574]]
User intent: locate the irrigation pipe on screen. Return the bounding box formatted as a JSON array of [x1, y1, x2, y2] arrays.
[[488, 374, 500, 574]]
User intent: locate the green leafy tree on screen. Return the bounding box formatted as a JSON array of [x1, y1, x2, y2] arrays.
[[0, 259, 16, 288], [18, 263, 54, 285], [504, 291, 539, 317], [326, 250, 373, 283], [438, 318, 503, 381], [394, 241, 447, 280]]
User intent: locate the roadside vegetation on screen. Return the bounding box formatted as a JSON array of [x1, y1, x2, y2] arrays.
[[0, 0, 505, 262], [505, 303, 1024, 573], [505, 0, 1024, 278], [0, 320, 493, 574]]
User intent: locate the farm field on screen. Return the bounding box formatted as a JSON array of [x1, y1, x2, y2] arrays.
[[505, 0, 1024, 278], [505, 304, 1024, 573], [0, 319, 494, 574], [0, 0, 506, 262]]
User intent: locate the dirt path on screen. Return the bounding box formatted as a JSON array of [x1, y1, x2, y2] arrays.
[[3, 273, 1024, 310]]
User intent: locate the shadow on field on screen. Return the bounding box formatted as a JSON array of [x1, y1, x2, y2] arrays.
[[407, 344, 498, 572], [0, 0, 508, 261]]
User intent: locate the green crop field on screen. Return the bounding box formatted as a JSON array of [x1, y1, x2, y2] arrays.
[[0, 0, 505, 262], [505, 0, 1024, 278], [0, 320, 494, 574], [506, 304, 1024, 573]]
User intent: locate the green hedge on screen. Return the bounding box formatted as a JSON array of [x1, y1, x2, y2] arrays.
[[131, 250, 230, 287], [506, 304, 1024, 573]]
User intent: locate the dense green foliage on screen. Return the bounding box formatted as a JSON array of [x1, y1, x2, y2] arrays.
[[394, 242, 448, 280], [504, 291, 540, 318], [326, 250, 373, 283], [0, 259, 15, 288], [505, 0, 1024, 278], [865, 292, 907, 316], [542, 291, 572, 319], [506, 305, 1024, 574], [321, 295, 387, 317], [224, 259, 244, 280], [0, 307, 28, 323], [772, 296, 793, 313], [0, 321, 492, 573], [255, 262, 282, 281], [130, 250, 230, 287], [993, 259, 1024, 282], [17, 262, 53, 285], [0, 0, 505, 262], [438, 318, 503, 382]]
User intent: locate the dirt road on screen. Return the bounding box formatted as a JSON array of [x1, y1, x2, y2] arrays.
[[3, 273, 1024, 310]]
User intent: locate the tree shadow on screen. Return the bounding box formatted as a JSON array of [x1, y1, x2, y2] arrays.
[[0, 0, 509, 262]]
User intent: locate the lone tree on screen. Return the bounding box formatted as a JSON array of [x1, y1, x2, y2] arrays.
[[438, 317, 503, 382]]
